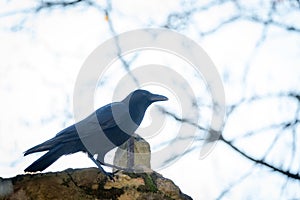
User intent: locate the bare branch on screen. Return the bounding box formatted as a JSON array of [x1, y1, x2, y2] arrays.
[[220, 137, 300, 180]]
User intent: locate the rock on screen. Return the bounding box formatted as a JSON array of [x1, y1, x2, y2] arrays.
[[0, 179, 13, 198], [113, 134, 151, 172], [0, 168, 192, 200]]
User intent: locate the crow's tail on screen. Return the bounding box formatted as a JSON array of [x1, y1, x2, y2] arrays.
[[24, 142, 52, 156], [24, 145, 64, 172]]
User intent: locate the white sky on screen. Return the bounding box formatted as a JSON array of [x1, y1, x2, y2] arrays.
[[0, 1, 300, 199]]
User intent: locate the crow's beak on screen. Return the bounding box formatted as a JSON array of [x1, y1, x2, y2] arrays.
[[150, 94, 168, 102]]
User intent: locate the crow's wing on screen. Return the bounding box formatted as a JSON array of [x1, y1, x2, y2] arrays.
[[94, 102, 130, 130], [24, 125, 77, 156], [75, 102, 132, 138], [55, 102, 129, 140], [70, 102, 133, 157], [24, 102, 130, 155]]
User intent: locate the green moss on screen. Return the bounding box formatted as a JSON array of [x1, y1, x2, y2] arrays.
[[124, 172, 159, 193], [143, 173, 157, 193], [134, 173, 158, 193]]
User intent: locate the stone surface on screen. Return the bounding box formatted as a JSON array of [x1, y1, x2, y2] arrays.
[[0, 168, 192, 200]]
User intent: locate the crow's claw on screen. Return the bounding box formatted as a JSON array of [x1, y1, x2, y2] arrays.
[[105, 171, 115, 181]]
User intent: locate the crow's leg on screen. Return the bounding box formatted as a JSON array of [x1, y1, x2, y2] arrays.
[[99, 161, 134, 173], [87, 153, 115, 180]]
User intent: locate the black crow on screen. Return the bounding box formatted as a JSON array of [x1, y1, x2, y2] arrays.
[[24, 89, 168, 179]]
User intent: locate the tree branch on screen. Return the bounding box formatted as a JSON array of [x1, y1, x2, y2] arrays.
[[220, 137, 300, 180]]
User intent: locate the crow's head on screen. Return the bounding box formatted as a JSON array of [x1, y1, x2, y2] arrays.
[[122, 89, 168, 124], [124, 89, 168, 106]]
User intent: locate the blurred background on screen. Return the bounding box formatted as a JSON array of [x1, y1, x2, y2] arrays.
[[0, 0, 300, 199]]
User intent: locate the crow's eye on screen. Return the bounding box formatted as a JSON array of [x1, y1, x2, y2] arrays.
[[143, 92, 150, 98]]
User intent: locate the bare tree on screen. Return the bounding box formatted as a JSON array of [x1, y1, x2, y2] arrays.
[[1, 0, 299, 199]]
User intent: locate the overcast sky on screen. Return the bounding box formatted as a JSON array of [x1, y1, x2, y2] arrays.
[[1, 1, 300, 199]]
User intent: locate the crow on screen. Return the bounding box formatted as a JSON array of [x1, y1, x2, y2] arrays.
[[24, 89, 168, 179]]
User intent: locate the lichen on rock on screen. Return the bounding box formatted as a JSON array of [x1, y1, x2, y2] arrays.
[[0, 168, 192, 200]]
